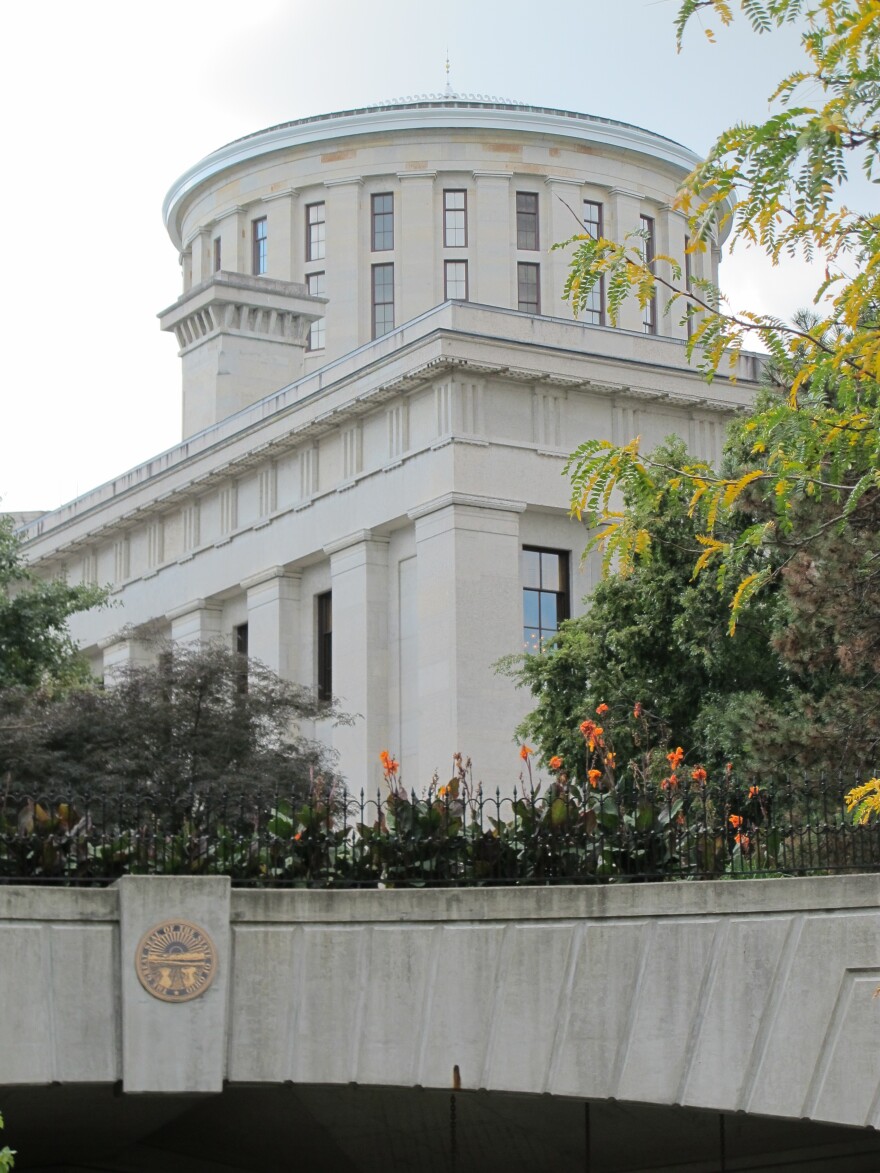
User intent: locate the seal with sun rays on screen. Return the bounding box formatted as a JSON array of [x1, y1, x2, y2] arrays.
[[135, 919, 218, 1003]]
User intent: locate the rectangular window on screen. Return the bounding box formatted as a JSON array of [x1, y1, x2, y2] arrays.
[[443, 190, 467, 247], [213, 236, 222, 273], [317, 592, 332, 701], [516, 192, 539, 250], [444, 259, 468, 300], [640, 214, 657, 334], [582, 201, 605, 326], [234, 623, 249, 693], [252, 217, 267, 275], [522, 548, 569, 653], [306, 202, 326, 262], [684, 236, 694, 339], [306, 271, 326, 351], [371, 193, 394, 251], [517, 262, 540, 314], [372, 263, 394, 338]]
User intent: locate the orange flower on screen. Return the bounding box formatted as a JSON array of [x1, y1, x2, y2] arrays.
[[729, 813, 743, 829], [748, 785, 761, 799], [633, 702, 643, 718], [661, 774, 678, 791], [605, 752, 616, 768], [579, 719, 603, 751], [294, 831, 302, 841], [379, 749, 399, 776], [579, 719, 593, 736], [735, 833, 751, 851], [588, 768, 602, 787], [691, 767, 707, 784], [437, 784, 449, 799], [596, 703, 609, 715], [549, 755, 563, 770], [519, 744, 533, 761], [666, 746, 684, 769]]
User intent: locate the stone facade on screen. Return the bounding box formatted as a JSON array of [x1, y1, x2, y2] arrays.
[[18, 97, 760, 794]]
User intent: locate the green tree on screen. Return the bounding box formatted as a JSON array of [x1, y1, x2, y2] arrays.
[[561, 0, 880, 630], [0, 513, 106, 689], [502, 439, 788, 776], [0, 641, 348, 805]]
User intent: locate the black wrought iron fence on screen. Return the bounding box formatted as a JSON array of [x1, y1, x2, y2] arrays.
[[1, 774, 878, 886]]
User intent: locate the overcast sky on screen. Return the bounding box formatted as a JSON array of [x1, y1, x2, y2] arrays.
[[0, 0, 833, 512]]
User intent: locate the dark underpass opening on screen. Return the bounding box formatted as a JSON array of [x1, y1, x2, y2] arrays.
[[4, 1082, 880, 1172]]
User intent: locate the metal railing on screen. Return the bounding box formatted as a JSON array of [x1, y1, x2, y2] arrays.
[[1, 775, 877, 886]]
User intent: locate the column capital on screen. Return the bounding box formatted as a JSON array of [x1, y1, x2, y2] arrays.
[[323, 529, 390, 557], [408, 492, 527, 522], [240, 566, 300, 591]]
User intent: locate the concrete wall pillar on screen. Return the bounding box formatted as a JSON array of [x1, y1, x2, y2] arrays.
[[410, 494, 526, 794], [544, 176, 584, 320], [243, 567, 303, 683], [264, 189, 299, 281], [325, 177, 363, 355], [661, 203, 689, 341], [472, 171, 513, 308], [399, 171, 438, 317], [167, 599, 224, 646], [608, 187, 647, 333], [100, 634, 154, 683], [325, 531, 390, 795]]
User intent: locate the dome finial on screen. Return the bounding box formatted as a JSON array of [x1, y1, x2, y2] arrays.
[[444, 50, 453, 98]]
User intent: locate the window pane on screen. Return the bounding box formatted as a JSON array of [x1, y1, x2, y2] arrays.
[[523, 590, 540, 628], [517, 263, 540, 313], [524, 628, 542, 654], [540, 591, 558, 630], [444, 190, 467, 247], [307, 203, 326, 261], [521, 549, 541, 588], [540, 552, 560, 591], [444, 260, 467, 300], [372, 193, 394, 251], [516, 192, 539, 250], [306, 272, 326, 351]]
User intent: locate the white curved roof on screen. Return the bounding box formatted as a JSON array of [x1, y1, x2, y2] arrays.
[[163, 99, 703, 248]]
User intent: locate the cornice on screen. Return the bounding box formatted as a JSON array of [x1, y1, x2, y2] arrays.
[[164, 104, 702, 249], [408, 492, 528, 521]]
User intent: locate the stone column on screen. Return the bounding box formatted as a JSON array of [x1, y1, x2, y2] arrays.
[[608, 187, 646, 333], [100, 633, 153, 683], [661, 203, 689, 341], [472, 171, 513, 308], [325, 530, 390, 795], [243, 567, 303, 683], [189, 226, 212, 286], [544, 176, 584, 320], [264, 188, 299, 281], [324, 177, 363, 355], [398, 171, 437, 318], [167, 599, 224, 647], [410, 494, 526, 795]]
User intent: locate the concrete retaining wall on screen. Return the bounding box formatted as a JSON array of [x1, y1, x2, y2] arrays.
[[1, 875, 878, 1128]]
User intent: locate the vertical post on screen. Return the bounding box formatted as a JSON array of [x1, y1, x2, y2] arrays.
[[325, 530, 390, 794]]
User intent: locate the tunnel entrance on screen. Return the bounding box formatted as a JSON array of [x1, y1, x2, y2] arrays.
[[4, 1082, 880, 1172]]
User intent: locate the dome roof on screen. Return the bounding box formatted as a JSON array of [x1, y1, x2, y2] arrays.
[[163, 98, 701, 248]]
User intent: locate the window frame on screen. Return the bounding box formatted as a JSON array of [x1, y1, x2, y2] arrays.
[[444, 259, 468, 301], [443, 189, 468, 248], [252, 217, 268, 276], [371, 192, 394, 252], [517, 261, 541, 315], [522, 547, 570, 653], [317, 592, 332, 702], [640, 214, 657, 334], [306, 271, 326, 351], [516, 191, 539, 251], [582, 200, 605, 326], [371, 262, 395, 339], [306, 202, 326, 262]]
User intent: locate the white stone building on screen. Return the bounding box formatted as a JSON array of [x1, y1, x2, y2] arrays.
[[18, 96, 760, 794]]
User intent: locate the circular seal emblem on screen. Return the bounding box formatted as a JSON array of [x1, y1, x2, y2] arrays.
[[135, 919, 218, 1003]]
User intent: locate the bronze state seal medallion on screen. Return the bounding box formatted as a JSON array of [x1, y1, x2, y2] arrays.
[[135, 919, 218, 1003]]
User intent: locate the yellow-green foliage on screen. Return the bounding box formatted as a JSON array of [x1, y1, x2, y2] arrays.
[[562, 1, 880, 633], [845, 777, 880, 824]]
